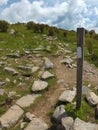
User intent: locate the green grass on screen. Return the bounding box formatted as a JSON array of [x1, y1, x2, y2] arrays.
[[65, 96, 97, 123]]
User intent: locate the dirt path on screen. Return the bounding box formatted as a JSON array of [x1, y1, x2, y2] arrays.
[[28, 56, 98, 125], [29, 56, 76, 125]]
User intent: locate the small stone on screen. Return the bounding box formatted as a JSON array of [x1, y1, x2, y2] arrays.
[[43, 57, 53, 69], [0, 82, 6, 87], [17, 65, 31, 71], [82, 86, 91, 95], [6, 53, 20, 58], [61, 117, 74, 130], [24, 112, 36, 122], [4, 67, 18, 75], [86, 91, 98, 106], [51, 105, 68, 125], [5, 78, 10, 82], [41, 71, 54, 79], [20, 122, 27, 129], [60, 58, 73, 64], [31, 66, 39, 73], [32, 80, 48, 92], [59, 89, 76, 103], [0, 62, 6, 66], [0, 89, 5, 95], [8, 91, 16, 98]]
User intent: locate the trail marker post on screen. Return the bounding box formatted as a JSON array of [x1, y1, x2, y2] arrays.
[[76, 28, 85, 110]]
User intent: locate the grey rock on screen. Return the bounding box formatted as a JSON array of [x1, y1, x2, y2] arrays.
[[41, 71, 54, 79], [82, 86, 91, 95], [5, 78, 10, 82], [0, 62, 6, 66], [20, 122, 27, 129], [51, 105, 68, 125], [4, 67, 18, 75], [6, 53, 20, 58], [73, 118, 98, 130], [31, 66, 39, 73], [8, 91, 16, 98], [0, 105, 24, 129], [61, 117, 74, 130], [32, 80, 48, 92], [33, 46, 44, 51], [0, 89, 5, 95], [17, 65, 31, 71], [24, 50, 31, 54], [59, 89, 76, 103], [60, 58, 73, 64], [9, 29, 16, 34], [43, 57, 53, 69], [16, 94, 41, 108], [24, 112, 36, 122], [86, 92, 98, 106], [24, 117, 48, 130], [0, 82, 6, 87]]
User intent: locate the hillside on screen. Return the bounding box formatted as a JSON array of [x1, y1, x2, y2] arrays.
[[0, 22, 98, 130]]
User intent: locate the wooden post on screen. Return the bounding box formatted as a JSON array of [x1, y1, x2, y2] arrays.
[[76, 28, 85, 110]]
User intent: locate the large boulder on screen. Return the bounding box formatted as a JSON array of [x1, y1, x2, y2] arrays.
[[73, 118, 98, 130], [86, 92, 98, 106], [32, 80, 48, 92], [0, 105, 24, 129]]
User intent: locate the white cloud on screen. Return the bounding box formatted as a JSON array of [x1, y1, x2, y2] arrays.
[[0, 0, 8, 5], [0, 0, 98, 32]]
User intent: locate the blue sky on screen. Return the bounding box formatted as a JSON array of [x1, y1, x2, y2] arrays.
[[0, 0, 98, 32]]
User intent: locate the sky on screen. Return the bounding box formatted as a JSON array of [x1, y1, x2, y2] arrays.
[[0, 0, 98, 32]]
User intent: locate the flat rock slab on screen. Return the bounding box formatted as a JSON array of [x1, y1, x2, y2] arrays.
[[24, 117, 48, 130], [59, 89, 76, 103], [4, 67, 18, 75], [86, 92, 98, 106], [0, 105, 24, 129], [32, 80, 48, 92], [73, 118, 98, 130], [16, 94, 41, 108]]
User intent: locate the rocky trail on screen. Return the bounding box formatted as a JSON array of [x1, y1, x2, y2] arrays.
[[0, 47, 98, 130]]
